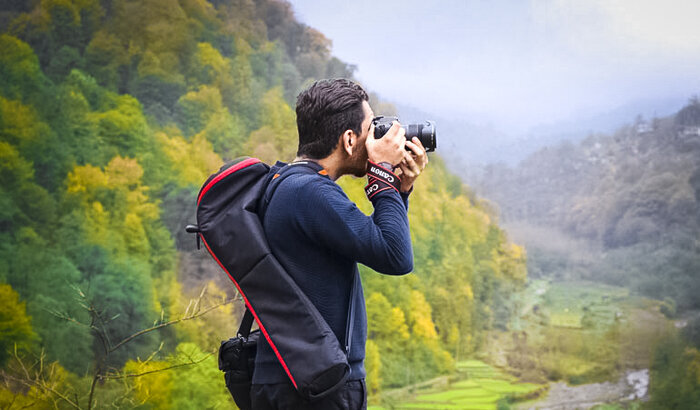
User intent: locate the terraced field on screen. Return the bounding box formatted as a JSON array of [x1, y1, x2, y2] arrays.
[[371, 360, 544, 410], [541, 281, 630, 329]]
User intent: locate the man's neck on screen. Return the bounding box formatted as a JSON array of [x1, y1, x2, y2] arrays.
[[294, 152, 344, 181]]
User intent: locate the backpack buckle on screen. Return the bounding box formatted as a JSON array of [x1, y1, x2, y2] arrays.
[[185, 224, 201, 250]]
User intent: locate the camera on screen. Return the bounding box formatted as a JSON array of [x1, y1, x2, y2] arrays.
[[372, 116, 437, 152]]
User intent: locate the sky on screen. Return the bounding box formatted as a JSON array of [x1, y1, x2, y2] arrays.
[[288, 0, 700, 135]]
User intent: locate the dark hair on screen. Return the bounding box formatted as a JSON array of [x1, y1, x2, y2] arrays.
[[295, 79, 369, 159]]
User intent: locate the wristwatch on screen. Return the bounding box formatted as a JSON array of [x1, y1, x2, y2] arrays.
[[378, 161, 394, 172]]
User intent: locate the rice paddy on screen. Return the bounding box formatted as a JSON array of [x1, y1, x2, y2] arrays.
[[370, 360, 544, 409]]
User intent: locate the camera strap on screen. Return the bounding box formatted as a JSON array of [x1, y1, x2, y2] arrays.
[[365, 161, 401, 199]]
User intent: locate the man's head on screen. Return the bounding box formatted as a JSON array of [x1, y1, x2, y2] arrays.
[[296, 79, 372, 170]]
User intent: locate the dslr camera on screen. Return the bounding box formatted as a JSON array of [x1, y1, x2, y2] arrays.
[[372, 116, 437, 152]]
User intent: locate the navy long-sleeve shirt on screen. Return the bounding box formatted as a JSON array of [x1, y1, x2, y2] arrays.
[[252, 160, 413, 384]]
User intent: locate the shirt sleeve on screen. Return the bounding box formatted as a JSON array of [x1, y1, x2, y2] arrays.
[[295, 178, 413, 275]]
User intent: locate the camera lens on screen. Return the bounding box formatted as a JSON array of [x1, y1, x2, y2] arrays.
[[372, 116, 437, 152], [405, 121, 436, 152]]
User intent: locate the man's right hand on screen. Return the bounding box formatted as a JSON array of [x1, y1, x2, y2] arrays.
[[365, 121, 405, 166]]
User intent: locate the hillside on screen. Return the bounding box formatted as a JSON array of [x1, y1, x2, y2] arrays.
[[470, 100, 700, 408], [0, 0, 526, 407], [478, 99, 700, 311]]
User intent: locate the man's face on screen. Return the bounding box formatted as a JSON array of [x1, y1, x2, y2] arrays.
[[346, 101, 374, 177]]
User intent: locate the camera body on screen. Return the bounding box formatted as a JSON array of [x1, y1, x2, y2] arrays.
[[372, 116, 437, 152]]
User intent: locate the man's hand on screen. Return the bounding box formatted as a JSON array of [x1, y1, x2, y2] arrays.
[[366, 121, 405, 166], [396, 137, 428, 193]]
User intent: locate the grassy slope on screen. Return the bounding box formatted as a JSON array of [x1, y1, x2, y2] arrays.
[[371, 360, 544, 409]]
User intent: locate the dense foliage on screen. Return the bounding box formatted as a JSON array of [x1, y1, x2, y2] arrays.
[[0, 0, 525, 407]]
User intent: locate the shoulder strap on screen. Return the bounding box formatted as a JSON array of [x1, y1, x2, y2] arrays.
[[259, 160, 325, 221], [237, 309, 255, 338], [345, 271, 359, 353]]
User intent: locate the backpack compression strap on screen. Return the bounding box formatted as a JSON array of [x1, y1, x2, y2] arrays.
[[238, 272, 357, 351]]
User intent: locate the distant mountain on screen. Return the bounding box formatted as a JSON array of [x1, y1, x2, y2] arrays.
[[527, 95, 689, 145], [395, 95, 691, 170], [475, 98, 700, 311]]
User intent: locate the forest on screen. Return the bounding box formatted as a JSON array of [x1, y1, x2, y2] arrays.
[[0, 0, 527, 408], [478, 100, 700, 313], [477, 98, 700, 407]]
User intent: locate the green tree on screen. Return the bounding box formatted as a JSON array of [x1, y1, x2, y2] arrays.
[[245, 87, 298, 163], [0, 284, 35, 366], [0, 35, 46, 102]]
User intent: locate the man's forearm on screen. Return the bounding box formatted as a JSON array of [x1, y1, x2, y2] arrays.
[[365, 162, 413, 274], [368, 191, 413, 275]]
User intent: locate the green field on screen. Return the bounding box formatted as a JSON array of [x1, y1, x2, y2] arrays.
[[370, 360, 544, 410], [488, 280, 670, 386], [512, 279, 630, 329]]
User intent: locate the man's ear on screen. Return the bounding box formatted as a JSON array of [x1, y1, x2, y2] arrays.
[[341, 129, 356, 156]]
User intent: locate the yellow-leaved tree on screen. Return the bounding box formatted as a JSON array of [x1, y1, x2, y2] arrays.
[[246, 87, 298, 163]]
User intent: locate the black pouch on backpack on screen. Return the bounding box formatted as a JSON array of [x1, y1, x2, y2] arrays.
[[219, 328, 260, 410]]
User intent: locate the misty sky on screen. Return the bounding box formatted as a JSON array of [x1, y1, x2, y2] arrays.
[[289, 0, 700, 133]]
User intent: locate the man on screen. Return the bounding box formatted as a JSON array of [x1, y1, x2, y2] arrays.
[[251, 79, 428, 409]]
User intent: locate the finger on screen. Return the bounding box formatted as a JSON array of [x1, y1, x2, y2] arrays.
[[411, 137, 426, 152], [409, 138, 427, 158], [405, 153, 420, 175], [398, 163, 414, 178], [386, 121, 402, 138], [404, 139, 420, 156], [408, 138, 428, 167], [399, 154, 418, 176], [403, 150, 416, 164], [385, 121, 403, 138], [395, 125, 406, 145], [402, 168, 416, 179]]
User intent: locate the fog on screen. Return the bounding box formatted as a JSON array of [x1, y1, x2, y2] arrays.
[[289, 0, 700, 145]]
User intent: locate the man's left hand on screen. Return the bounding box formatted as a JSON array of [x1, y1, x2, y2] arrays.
[[396, 137, 428, 193]]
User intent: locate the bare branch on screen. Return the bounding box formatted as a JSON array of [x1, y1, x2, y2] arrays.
[[87, 375, 99, 410], [84, 297, 113, 352], [3, 286, 239, 410], [46, 309, 91, 329], [19, 400, 38, 409], [109, 297, 233, 354], [98, 352, 214, 380], [13, 345, 32, 381], [0, 371, 81, 410], [143, 342, 165, 364], [183, 299, 193, 317]]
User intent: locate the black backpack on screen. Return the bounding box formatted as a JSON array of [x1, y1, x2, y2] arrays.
[[186, 157, 355, 407]]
